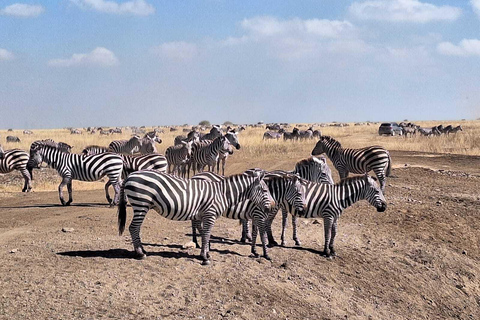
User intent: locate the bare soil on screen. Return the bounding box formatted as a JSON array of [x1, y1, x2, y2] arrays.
[[0, 150, 479, 320]]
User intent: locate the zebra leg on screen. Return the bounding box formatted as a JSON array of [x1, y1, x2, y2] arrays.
[[250, 219, 259, 258], [240, 219, 251, 243], [221, 158, 226, 176], [329, 219, 338, 257], [280, 208, 289, 247], [374, 169, 386, 193], [200, 215, 216, 265], [58, 176, 70, 206], [112, 182, 122, 206], [66, 180, 73, 205], [192, 220, 202, 249], [105, 181, 112, 204], [255, 216, 271, 260], [20, 168, 32, 192], [292, 215, 301, 246], [323, 217, 334, 258], [266, 209, 279, 247], [129, 208, 148, 259]]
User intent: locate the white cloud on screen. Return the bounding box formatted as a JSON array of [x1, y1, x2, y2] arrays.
[[437, 39, 480, 56], [48, 47, 119, 67], [71, 0, 154, 16], [152, 42, 198, 61], [0, 48, 15, 61], [472, 0, 480, 17], [0, 3, 44, 17], [349, 0, 461, 23]]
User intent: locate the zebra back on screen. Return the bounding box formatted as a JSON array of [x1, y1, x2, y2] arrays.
[[0, 148, 29, 173], [122, 153, 167, 175], [82, 145, 109, 156]]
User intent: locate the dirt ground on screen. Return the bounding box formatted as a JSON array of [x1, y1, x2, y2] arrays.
[[0, 150, 479, 320]]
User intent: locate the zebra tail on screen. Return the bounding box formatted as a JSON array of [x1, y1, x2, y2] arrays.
[[386, 151, 392, 177], [118, 180, 128, 236]]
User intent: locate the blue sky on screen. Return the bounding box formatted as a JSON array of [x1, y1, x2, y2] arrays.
[[1, 0, 480, 129]]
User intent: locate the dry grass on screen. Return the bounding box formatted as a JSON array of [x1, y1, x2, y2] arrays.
[[1, 120, 479, 193]]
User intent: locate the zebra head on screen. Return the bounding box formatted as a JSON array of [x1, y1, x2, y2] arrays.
[[311, 136, 341, 156], [27, 144, 45, 169], [220, 136, 234, 155], [299, 156, 334, 184], [225, 130, 241, 150], [363, 174, 387, 212], [244, 169, 276, 213]]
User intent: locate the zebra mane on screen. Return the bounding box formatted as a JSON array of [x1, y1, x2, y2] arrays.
[[33, 142, 70, 153], [295, 156, 325, 168], [320, 136, 342, 149]]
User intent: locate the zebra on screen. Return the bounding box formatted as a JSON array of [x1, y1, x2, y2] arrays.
[[244, 156, 335, 247], [82, 145, 109, 156], [449, 125, 463, 134], [27, 144, 123, 206], [283, 128, 299, 141], [117, 169, 275, 265], [0, 145, 32, 192], [28, 139, 73, 181], [108, 136, 142, 155], [6, 136, 21, 143], [70, 129, 82, 134], [263, 131, 283, 140], [285, 174, 386, 257], [23, 130, 33, 135], [200, 126, 222, 141], [311, 135, 391, 192], [138, 134, 161, 154], [174, 130, 199, 146], [191, 135, 232, 174], [165, 140, 194, 177], [191, 171, 306, 260], [217, 131, 241, 176]]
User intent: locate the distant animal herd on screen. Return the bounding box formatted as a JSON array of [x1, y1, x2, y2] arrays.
[[0, 120, 465, 264]]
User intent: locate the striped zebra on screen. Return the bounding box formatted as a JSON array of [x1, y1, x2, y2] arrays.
[[27, 144, 123, 205], [311, 135, 391, 192], [82, 145, 109, 156], [192, 171, 306, 260], [200, 126, 222, 141], [117, 169, 275, 265], [104, 153, 168, 204], [0, 145, 32, 192], [285, 174, 386, 257], [217, 131, 241, 176], [165, 141, 193, 177], [191, 135, 232, 174], [28, 139, 73, 180], [108, 136, 142, 155], [6, 136, 21, 143], [138, 134, 161, 154]]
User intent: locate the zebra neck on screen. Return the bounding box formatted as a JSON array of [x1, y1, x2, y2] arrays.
[[222, 176, 249, 206], [336, 181, 366, 210]]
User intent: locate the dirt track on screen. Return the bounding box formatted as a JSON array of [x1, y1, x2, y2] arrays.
[[1, 150, 479, 320]]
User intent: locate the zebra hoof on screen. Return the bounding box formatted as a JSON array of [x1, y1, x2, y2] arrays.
[[295, 241, 302, 246], [264, 255, 272, 261], [201, 259, 211, 266], [249, 253, 259, 259], [134, 253, 146, 260]]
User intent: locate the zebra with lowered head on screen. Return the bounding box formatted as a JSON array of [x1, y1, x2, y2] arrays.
[[0, 144, 32, 192], [118, 169, 275, 265], [311, 135, 391, 192], [286, 174, 386, 257], [28, 144, 123, 205]]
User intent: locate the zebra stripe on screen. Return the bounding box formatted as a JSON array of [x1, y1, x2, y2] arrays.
[[117, 169, 275, 265], [28, 144, 123, 205], [28, 139, 73, 181], [108, 136, 142, 155], [216, 131, 241, 176], [192, 136, 232, 174], [286, 175, 386, 257], [165, 141, 193, 178], [0, 147, 32, 192], [311, 135, 391, 192], [82, 145, 109, 156]]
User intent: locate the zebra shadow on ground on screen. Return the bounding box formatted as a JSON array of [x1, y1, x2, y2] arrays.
[[143, 240, 244, 258], [57, 248, 203, 261], [0, 202, 110, 209]]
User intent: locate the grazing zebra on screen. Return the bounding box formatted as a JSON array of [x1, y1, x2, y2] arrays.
[[174, 131, 199, 146], [192, 135, 232, 174], [70, 129, 82, 134], [27, 144, 123, 205], [283, 128, 299, 141], [312, 130, 322, 139], [217, 131, 241, 176], [286, 174, 386, 257], [118, 169, 275, 265], [82, 145, 109, 156], [6, 136, 21, 143], [298, 128, 314, 140], [192, 171, 306, 260], [263, 131, 283, 140], [23, 130, 33, 135], [0, 146, 32, 192], [138, 134, 161, 154], [108, 136, 142, 155], [311, 136, 391, 192], [165, 141, 193, 177]]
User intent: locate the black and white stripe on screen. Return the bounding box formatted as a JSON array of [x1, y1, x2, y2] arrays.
[[216, 131, 241, 176], [28, 139, 73, 180], [108, 136, 142, 155], [0, 146, 32, 192], [165, 141, 193, 177], [27, 144, 123, 205], [82, 145, 109, 156], [191, 135, 232, 174], [117, 169, 275, 265], [311, 135, 391, 192], [285, 175, 386, 257]]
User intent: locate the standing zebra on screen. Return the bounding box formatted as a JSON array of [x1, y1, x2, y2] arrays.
[[28, 139, 73, 181], [165, 141, 193, 177], [217, 130, 241, 176], [28, 144, 123, 205], [191, 135, 232, 174], [286, 174, 386, 257], [118, 169, 275, 265], [311, 136, 391, 192], [108, 136, 143, 155], [0, 145, 32, 192], [192, 171, 306, 260]]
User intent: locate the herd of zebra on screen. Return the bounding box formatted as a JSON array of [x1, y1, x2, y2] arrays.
[[263, 126, 322, 141], [400, 122, 463, 137], [0, 129, 390, 265]]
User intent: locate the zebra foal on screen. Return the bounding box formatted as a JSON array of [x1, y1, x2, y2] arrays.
[[311, 136, 391, 192], [118, 169, 275, 265], [28, 144, 123, 205]]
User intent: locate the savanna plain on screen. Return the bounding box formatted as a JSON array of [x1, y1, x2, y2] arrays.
[[1, 121, 479, 320]]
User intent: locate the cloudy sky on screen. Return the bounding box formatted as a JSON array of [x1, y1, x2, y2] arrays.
[[1, 0, 479, 129]]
